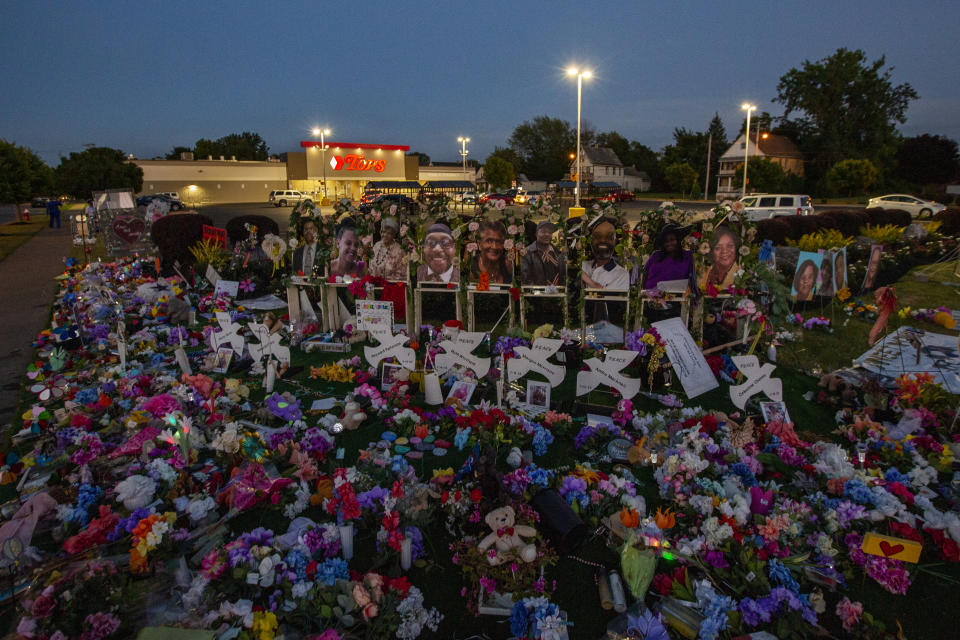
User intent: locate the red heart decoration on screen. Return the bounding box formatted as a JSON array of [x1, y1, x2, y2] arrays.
[[112, 215, 146, 244], [879, 540, 904, 557]]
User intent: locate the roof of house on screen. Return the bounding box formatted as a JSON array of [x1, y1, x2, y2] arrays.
[[624, 166, 650, 180], [581, 146, 624, 166], [719, 133, 802, 160]]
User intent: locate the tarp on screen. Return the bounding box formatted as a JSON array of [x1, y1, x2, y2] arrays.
[[854, 326, 960, 394]]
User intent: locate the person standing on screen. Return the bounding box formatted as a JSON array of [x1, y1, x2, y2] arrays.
[[46, 198, 61, 229], [84, 199, 97, 233]]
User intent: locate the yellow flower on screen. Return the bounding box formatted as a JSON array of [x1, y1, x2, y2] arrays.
[[532, 324, 554, 340], [21, 456, 35, 468], [573, 465, 601, 485], [253, 611, 278, 640], [836, 287, 851, 302], [431, 468, 454, 481]]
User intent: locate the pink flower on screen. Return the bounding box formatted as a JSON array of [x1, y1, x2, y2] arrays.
[[835, 597, 863, 632], [361, 602, 379, 620]]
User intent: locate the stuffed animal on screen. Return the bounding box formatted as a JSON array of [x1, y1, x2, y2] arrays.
[[340, 401, 366, 430], [477, 506, 537, 566], [817, 373, 858, 406]]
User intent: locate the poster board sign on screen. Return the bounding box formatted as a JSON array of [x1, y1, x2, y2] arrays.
[[356, 300, 393, 332], [205, 264, 221, 287], [202, 225, 228, 249], [652, 317, 719, 398], [854, 327, 960, 394], [214, 280, 239, 298]]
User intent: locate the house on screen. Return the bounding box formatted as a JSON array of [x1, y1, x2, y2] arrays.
[[569, 146, 624, 184], [716, 133, 804, 200], [621, 167, 651, 192]]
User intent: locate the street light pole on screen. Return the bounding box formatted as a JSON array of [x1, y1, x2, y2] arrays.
[[312, 127, 331, 202], [457, 136, 470, 182], [567, 67, 592, 208], [741, 104, 756, 198]]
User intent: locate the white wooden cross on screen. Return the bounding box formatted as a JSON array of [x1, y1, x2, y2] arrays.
[[247, 322, 290, 365], [211, 311, 246, 356], [364, 327, 416, 370]]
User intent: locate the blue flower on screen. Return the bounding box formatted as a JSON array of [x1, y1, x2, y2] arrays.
[[509, 602, 530, 636], [768, 559, 800, 593], [843, 479, 876, 506], [316, 558, 349, 586]]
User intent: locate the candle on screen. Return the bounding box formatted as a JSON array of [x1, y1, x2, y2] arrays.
[[400, 534, 412, 570], [339, 523, 354, 561], [608, 570, 627, 613], [265, 361, 276, 392]]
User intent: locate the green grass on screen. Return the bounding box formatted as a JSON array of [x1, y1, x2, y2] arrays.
[[0, 219, 48, 263]]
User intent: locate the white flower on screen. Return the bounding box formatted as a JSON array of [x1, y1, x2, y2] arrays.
[[261, 234, 287, 263], [288, 238, 299, 250], [503, 239, 514, 250], [115, 475, 156, 510], [731, 200, 744, 213], [507, 224, 518, 235], [187, 496, 217, 522], [699, 242, 710, 255]]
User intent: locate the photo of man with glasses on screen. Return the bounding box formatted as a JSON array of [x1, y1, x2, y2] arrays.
[[416, 223, 460, 284]]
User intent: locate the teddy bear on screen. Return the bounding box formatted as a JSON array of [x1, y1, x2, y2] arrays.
[[340, 401, 367, 430], [477, 505, 538, 566]]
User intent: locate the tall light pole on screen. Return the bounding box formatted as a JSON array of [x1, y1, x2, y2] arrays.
[[457, 136, 470, 183], [567, 67, 592, 207], [741, 104, 756, 198], [312, 127, 331, 201]]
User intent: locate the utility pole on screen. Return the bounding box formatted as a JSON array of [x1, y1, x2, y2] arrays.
[[703, 134, 712, 201]]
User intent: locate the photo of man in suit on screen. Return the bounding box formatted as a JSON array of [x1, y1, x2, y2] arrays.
[[521, 221, 565, 286], [291, 218, 320, 277]]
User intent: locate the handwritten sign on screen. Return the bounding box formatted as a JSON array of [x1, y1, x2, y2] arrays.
[[576, 350, 642, 399], [214, 280, 239, 298], [364, 327, 416, 370], [509, 338, 566, 387], [247, 323, 290, 365], [729, 355, 782, 410], [435, 331, 491, 377], [202, 224, 227, 249], [861, 532, 922, 563], [356, 300, 394, 332], [652, 317, 718, 398]]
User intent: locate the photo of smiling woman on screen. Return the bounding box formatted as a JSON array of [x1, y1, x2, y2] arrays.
[[329, 217, 365, 277], [792, 252, 822, 301], [469, 218, 510, 284], [700, 226, 740, 289]]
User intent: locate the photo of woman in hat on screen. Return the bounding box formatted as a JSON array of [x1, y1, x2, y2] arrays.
[[642, 224, 695, 291], [521, 220, 565, 286], [370, 216, 406, 281]]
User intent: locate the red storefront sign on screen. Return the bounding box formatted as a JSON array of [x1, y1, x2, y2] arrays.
[[330, 154, 386, 172]]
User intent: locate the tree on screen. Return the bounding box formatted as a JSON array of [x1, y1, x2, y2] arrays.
[[0, 140, 54, 203], [165, 146, 193, 160], [663, 162, 699, 197], [596, 131, 632, 167], [775, 48, 918, 186], [705, 113, 728, 197], [824, 158, 878, 197], [484, 155, 515, 191], [508, 116, 577, 181], [193, 131, 269, 160], [629, 142, 663, 190], [734, 158, 786, 193], [896, 134, 959, 186], [55, 147, 143, 199], [488, 146, 525, 175], [406, 151, 431, 166]]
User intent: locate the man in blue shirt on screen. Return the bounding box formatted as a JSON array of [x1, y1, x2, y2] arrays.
[[46, 199, 61, 228]]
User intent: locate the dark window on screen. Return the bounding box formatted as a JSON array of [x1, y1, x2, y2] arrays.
[[778, 197, 794, 206], [759, 197, 777, 207]]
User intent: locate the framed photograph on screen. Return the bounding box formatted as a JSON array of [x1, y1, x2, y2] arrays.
[[862, 244, 883, 290], [447, 380, 476, 405], [792, 251, 823, 301], [834, 247, 848, 292], [818, 250, 835, 297], [466, 217, 511, 285], [212, 347, 233, 374], [521, 221, 565, 288], [417, 222, 460, 285], [381, 362, 403, 391], [760, 401, 791, 425], [526, 380, 551, 408]]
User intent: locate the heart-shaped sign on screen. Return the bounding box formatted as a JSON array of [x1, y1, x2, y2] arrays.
[[112, 215, 146, 244], [879, 541, 904, 557]]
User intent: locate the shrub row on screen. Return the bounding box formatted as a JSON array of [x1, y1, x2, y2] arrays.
[[932, 207, 960, 236], [151, 213, 213, 270], [756, 207, 913, 245]]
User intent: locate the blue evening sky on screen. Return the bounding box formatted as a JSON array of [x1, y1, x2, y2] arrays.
[[2, 0, 958, 166]]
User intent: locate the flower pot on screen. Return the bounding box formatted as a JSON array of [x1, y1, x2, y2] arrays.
[[529, 487, 587, 555]]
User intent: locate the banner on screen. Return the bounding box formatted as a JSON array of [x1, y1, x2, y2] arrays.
[[854, 327, 960, 394]]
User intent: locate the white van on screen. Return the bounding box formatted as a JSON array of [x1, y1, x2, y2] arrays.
[[268, 190, 312, 207], [738, 194, 814, 220]]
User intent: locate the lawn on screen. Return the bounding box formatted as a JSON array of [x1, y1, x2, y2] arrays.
[[0, 219, 48, 263]]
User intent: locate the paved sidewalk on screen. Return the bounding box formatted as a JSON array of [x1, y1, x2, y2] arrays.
[[0, 221, 73, 430]]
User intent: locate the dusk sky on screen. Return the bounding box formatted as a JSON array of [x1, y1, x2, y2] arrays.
[[3, 1, 958, 166]]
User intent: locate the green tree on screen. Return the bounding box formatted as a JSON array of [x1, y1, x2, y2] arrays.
[[193, 131, 269, 160], [488, 146, 525, 175], [406, 151, 431, 166], [663, 162, 698, 197], [896, 134, 959, 186], [165, 146, 193, 160], [55, 147, 143, 199], [483, 155, 515, 191], [0, 139, 54, 203], [629, 142, 663, 190], [508, 116, 577, 181], [824, 158, 878, 196], [734, 158, 787, 193], [775, 48, 917, 187], [595, 131, 632, 167]]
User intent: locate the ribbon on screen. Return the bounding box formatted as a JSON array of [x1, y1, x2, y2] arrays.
[[497, 526, 515, 537], [868, 286, 898, 346]]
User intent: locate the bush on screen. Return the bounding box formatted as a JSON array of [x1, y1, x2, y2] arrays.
[[786, 229, 854, 251], [865, 207, 911, 228], [226, 215, 280, 248], [860, 223, 905, 244], [756, 218, 790, 245], [151, 213, 213, 269], [933, 207, 960, 235], [818, 209, 870, 237]]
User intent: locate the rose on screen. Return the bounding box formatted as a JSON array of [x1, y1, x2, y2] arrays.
[[466, 242, 478, 253], [362, 603, 379, 620], [507, 224, 518, 235], [468, 221, 479, 232], [731, 200, 744, 213], [494, 199, 506, 210], [504, 239, 514, 250], [30, 594, 56, 619]]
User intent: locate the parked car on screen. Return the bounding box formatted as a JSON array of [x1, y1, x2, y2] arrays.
[[156, 191, 181, 201], [31, 196, 52, 208], [598, 189, 635, 203], [360, 191, 381, 205], [866, 194, 945, 218], [136, 194, 184, 211], [268, 190, 312, 207], [479, 192, 514, 205], [738, 194, 814, 220], [523, 190, 543, 204], [455, 191, 478, 204], [357, 193, 419, 214]]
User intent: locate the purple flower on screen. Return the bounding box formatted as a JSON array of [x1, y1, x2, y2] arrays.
[[750, 486, 774, 515], [703, 550, 729, 568]]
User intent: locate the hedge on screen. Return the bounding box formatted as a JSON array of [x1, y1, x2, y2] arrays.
[[932, 207, 960, 236], [756, 207, 914, 244], [226, 215, 280, 247], [151, 213, 213, 269]]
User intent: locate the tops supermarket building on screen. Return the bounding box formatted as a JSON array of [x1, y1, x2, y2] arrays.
[[134, 140, 474, 205]]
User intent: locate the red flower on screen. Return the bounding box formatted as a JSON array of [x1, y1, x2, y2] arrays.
[[889, 521, 922, 543], [441, 490, 450, 503], [388, 575, 412, 596], [509, 287, 520, 301], [382, 511, 399, 531], [470, 489, 482, 503], [306, 561, 318, 578]]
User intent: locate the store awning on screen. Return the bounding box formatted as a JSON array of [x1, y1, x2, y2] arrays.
[[364, 181, 422, 191], [593, 182, 621, 189], [424, 181, 474, 190], [555, 181, 576, 188]]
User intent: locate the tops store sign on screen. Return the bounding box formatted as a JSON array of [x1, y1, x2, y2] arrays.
[[300, 141, 409, 180], [331, 154, 386, 173]]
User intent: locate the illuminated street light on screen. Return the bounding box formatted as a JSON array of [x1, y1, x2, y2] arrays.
[[457, 136, 470, 183], [567, 67, 593, 207], [313, 127, 332, 200], [741, 103, 757, 198]]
